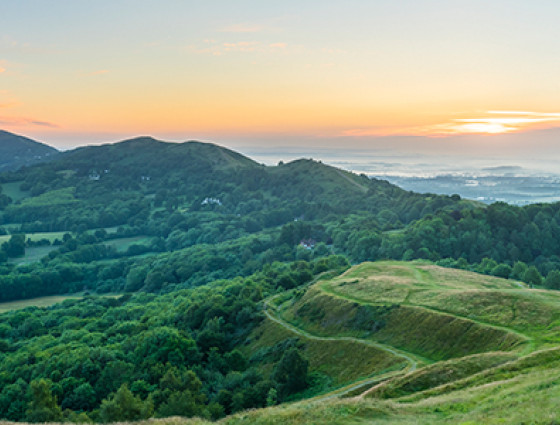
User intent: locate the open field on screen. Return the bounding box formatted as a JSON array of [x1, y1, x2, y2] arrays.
[[0, 292, 123, 313], [8, 245, 58, 265], [0, 231, 67, 244], [0, 294, 83, 313], [104, 235, 153, 252], [0, 181, 30, 202]]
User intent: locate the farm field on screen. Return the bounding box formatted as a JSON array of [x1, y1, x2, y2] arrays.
[[0, 294, 83, 313]]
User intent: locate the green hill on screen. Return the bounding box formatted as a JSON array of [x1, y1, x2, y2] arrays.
[[0, 130, 58, 172], [166, 261, 560, 424]]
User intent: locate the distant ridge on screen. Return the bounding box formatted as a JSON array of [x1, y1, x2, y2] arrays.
[[0, 130, 59, 171]]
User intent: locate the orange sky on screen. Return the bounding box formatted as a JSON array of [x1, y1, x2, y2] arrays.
[[1, 1, 560, 148]]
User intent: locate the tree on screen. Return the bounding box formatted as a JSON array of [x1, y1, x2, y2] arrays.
[[99, 384, 153, 422], [511, 261, 528, 280], [266, 388, 277, 406], [26, 379, 63, 423], [544, 270, 560, 290], [272, 348, 309, 399], [3, 234, 25, 258], [523, 266, 542, 288], [491, 264, 512, 279]]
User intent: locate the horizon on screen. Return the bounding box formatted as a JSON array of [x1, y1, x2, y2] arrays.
[[1, 1, 560, 155]]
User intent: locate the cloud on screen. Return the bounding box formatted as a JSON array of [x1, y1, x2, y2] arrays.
[[80, 70, 109, 76], [0, 116, 58, 128], [219, 23, 264, 33], [0, 67, 5, 74], [342, 111, 560, 138], [438, 111, 560, 135], [187, 40, 290, 56]]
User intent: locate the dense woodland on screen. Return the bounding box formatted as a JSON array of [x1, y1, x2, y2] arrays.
[[1, 136, 560, 421], [0, 256, 349, 422]]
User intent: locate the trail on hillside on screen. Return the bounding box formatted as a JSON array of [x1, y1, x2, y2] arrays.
[[262, 298, 418, 400], [319, 281, 532, 349]]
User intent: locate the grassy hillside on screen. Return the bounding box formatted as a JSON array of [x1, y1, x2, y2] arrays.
[[141, 261, 560, 424]]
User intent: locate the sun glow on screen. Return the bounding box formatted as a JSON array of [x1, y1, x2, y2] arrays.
[[423, 111, 560, 136]]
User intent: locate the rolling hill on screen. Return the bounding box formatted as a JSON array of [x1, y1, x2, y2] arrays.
[[0, 137, 560, 423], [177, 261, 560, 424], [0, 130, 58, 172]]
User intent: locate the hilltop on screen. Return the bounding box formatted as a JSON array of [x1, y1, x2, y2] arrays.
[[0, 130, 58, 172]]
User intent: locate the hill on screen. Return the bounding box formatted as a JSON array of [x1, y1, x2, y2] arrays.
[[0, 137, 470, 302], [0, 130, 58, 172], [185, 261, 560, 424], [1, 260, 558, 423]]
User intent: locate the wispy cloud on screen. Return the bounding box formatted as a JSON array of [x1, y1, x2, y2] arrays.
[[219, 23, 264, 33], [342, 111, 560, 138], [0, 116, 58, 128], [0, 67, 5, 74], [187, 40, 288, 56], [432, 111, 560, 135]]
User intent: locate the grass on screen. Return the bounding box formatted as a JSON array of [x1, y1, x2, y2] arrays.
[[243, 318, 404, 388], [0, 294, 83, 313], [282, 283, 525, 362], [0, 292, 123, 313], [104, 235, 152, 252], [362, 352, 517, 399], [0, 231, 67, 244], [1, 181, 30, 202], [8, 245, 58, 264]]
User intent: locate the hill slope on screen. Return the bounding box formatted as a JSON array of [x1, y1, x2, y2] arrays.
[[0, 130, 58, 172], [168, 261, 560, 424]]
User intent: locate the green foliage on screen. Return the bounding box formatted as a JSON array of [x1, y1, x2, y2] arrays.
[[272, 348, 309, 399], [26, 379, 63, 423], [99, 384, 153, 422], [524, 266, 542, 287], [0, 257, 345, 421], [545, 270, 560, 290]]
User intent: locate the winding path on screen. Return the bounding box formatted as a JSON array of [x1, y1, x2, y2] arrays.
[[263, 298, 418, 400]]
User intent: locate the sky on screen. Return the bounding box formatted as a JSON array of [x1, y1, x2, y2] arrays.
[[1, 0, 560, 155]]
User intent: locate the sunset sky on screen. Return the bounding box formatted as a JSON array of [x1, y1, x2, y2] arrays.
[[1, 1, 560, 151]]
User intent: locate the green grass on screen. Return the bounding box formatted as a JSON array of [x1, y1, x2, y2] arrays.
[[8, 245, 57, 264], [0, 231, 67, 244], [104, 235, 152, 252], [0, 292, 123, 313], [1, 181, 30, 202], [0, 294, 83, 313], [363, 352, 517, 399], [282, 283, 525, 362], [243, 318, 404, 388], [17, 187, 79, 207]]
